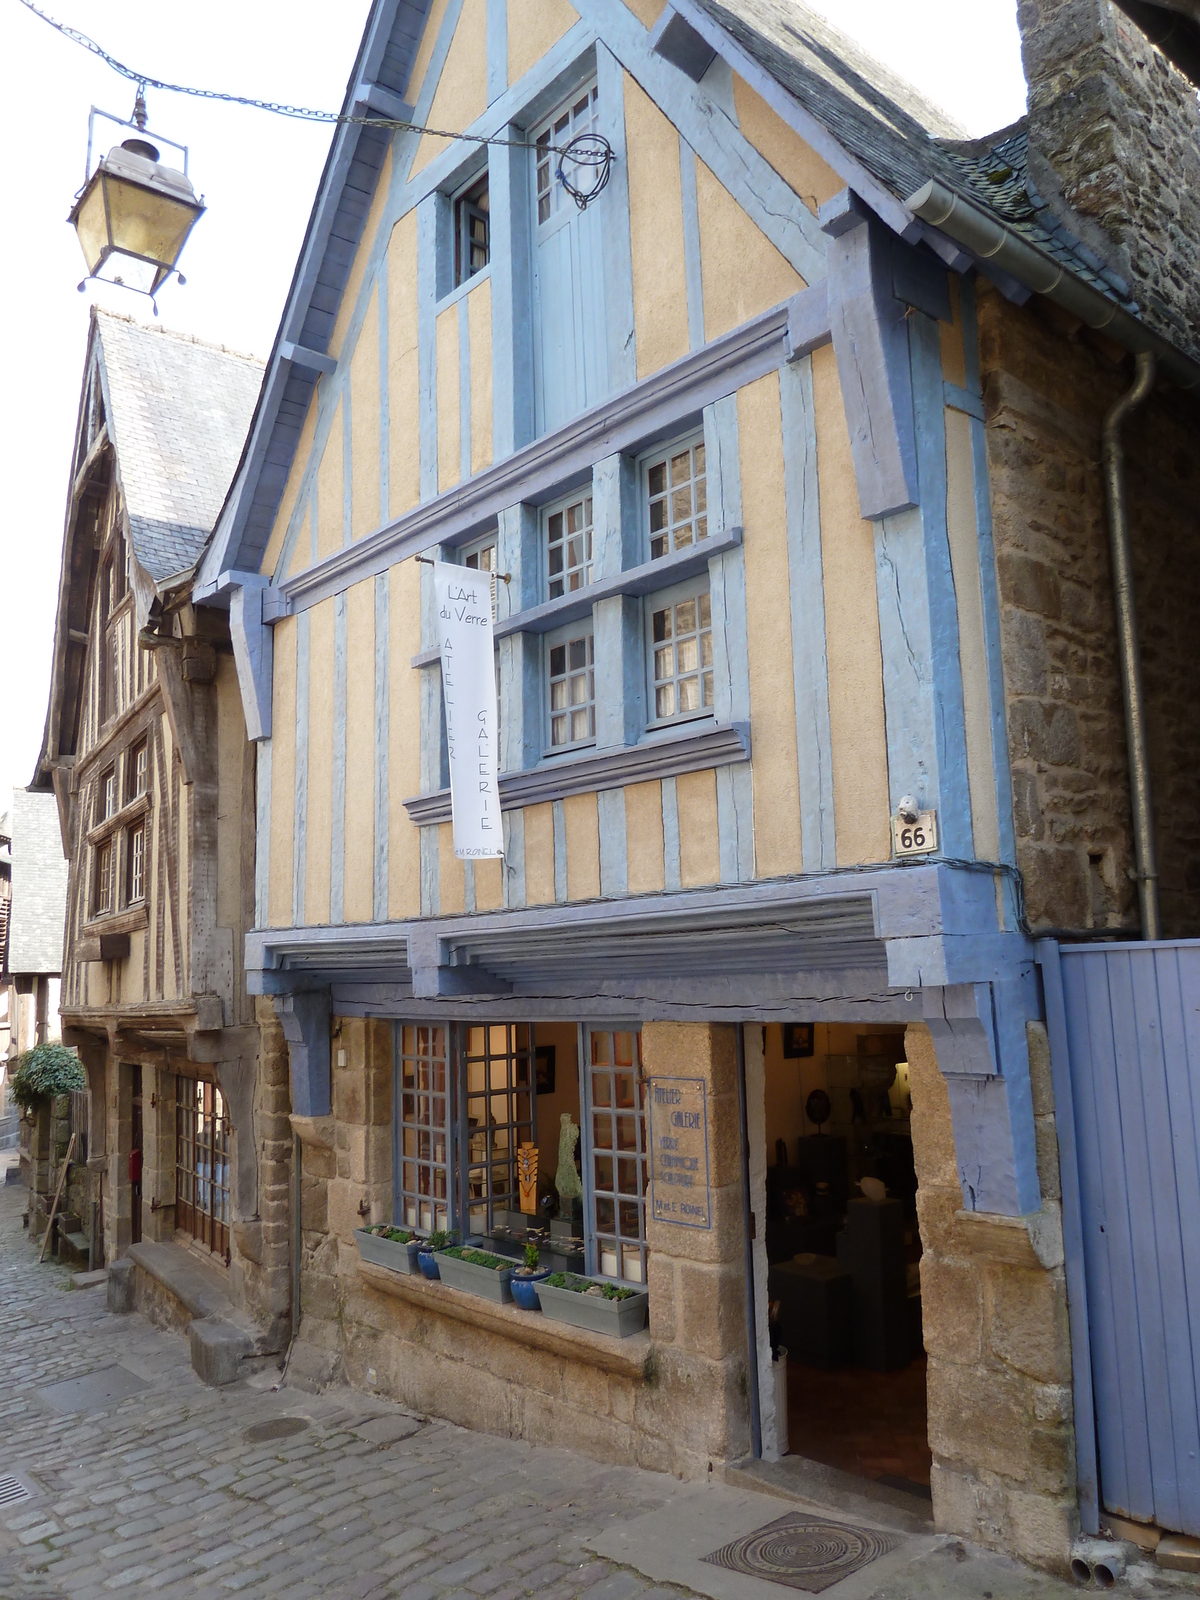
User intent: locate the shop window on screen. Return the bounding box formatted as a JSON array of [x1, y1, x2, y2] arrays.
[[395, 1025, 451, 1234], [647, 581, 713, 726], [544, 491, 593, 600], [175, 1076, 230, 1260], [126, 821, 145, 904], [94, 839, 113, 915], [643, 435, 707, 561], [454, 173, 490, 286], [546, 623, 595, 750], [461, 1024, 535, 1235], [585, 1029, 648, 1284]]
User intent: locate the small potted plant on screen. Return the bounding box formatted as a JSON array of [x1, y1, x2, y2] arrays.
[[535, 1272, 649, 1337], [417, 1229, 451, 1279], [354, 1223, 421, 1275], [435, 1243, 515, 1304], [510, 1242, 552, 1311]]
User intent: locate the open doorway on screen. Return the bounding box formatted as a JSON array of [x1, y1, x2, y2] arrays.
[[759, 1023, 930, 1497]]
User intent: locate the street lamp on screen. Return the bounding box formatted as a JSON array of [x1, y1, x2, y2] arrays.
[[69, 89, 205, 303]]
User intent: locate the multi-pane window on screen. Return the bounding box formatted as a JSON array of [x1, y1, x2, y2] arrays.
[[127, 822, 145, 903], [547, 625, 595, 749], [454, 173, 490, 285], [649, 585, 714, 723], [130, 741, 148, 799], [644, 436, 707, 560], [535, 83, 599, 226], [95, 840, 113, 914], [175, 1076, 230, 1260], [587, 1029, 648, 1284], [101, 768, 117, 820], [461, 1024, 535, 1236], [395, 1025, 451, 1234], [545, 492, 593, 600]]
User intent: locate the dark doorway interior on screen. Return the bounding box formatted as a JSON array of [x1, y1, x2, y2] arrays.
[[130, 1064, 142, 1246], [762, 1023, 931, 1496]]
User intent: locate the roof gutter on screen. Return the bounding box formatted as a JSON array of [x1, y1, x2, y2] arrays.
[[906, 177, 1200, 391]]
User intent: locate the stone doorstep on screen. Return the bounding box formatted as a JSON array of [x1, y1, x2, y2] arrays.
[[724, 1455, 934, 1539], [356, 1258, 652, 1379], [124, 1240, 280, 1387], [1157, 1535, 1200, 1574]]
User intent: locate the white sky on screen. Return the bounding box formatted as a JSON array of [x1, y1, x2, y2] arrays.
[[0, 0, 1027, 815]]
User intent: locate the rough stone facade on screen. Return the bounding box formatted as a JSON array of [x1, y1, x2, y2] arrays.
[[909, 1020, 1077, 1571], [1020, 0, 1200, 359], [234, 998, 294, 1337], [978, 282, 1200, 935], [290, 1018, 751, 1478]]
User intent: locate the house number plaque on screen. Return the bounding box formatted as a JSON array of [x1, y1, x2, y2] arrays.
[[648, 1076, 712, 1229]]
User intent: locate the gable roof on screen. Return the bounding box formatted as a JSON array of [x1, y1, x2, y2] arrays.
[[94, 311, 264, 583]]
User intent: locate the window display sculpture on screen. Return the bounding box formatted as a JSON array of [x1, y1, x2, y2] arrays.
[[555, 1112, 583, 1220], [517, 1143, 539, 1215]]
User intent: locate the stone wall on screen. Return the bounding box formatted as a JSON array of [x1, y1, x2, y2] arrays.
[[1019, 0, 1200, 360], [979, 282, 1200, 935], [231, 999, 294, 1344], [908, 1019, 1077, 1571], [289, 1017, 752, 1478]]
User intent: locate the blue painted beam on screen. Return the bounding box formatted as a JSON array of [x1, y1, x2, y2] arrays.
[[275, 990, 332, 1118]]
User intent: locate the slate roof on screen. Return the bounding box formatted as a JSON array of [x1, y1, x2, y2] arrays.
[[7, 791, 67, 977], [94, 312, 264, 584], [698, 0, 1146, 316]]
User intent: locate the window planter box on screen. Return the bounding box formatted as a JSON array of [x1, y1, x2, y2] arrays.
[[354, 1229, 421, 1275], [536, 1278, 650, 1337], [435, 1250, 514, 1304]]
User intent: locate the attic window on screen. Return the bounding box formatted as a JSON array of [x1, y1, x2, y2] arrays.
[[454, 174, 489, 286]]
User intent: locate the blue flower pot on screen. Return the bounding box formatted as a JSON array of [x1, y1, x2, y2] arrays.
[[510, 1268, 551, 1310], [417, 1250, 440, 1280]]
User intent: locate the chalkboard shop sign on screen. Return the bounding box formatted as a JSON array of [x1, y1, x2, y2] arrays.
[[648, 1076, 712, 1229]]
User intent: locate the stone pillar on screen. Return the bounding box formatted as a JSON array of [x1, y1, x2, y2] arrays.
[[908, 1019, 1077, 1571], [638, 1021, 752, 1476], [233, 1001, 295, 1347]]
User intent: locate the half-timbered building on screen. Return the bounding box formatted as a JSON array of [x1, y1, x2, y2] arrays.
[[34, 310, 292, 1363], [195, 0, 1200, 1569]]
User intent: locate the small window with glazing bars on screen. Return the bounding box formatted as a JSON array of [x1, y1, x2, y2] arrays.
[[642, 434, 707, 560], [546, 622, 595, 750], [395, 1025, 451, 1234], [455, 173, 489, 285]]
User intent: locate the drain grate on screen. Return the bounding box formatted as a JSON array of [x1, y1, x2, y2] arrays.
[[0, 1476, 30, 1510], [243, 1417, 311, 1444], [703, 1514, 902, 1594]]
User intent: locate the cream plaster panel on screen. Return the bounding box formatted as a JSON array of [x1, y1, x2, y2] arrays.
[[263, 397, 318, 580], [624, 780, 665, 894], [676, 768, 719, 887], [387, 212, 421, 519], [810, 344, 891, 865], [696, 157, 805, 342], [406, 0, 451, 106], [468, 278, 494, 475], [344, 581, 377, 923], [438, 822, 466, 913], [731, 75, 843, 215], [436, 306, 461, 494], [564, 792, 600, 901], [940, 276, 968, 390], [945, 408, 1000, 861], [270, 617, 299, 934], [508, 0, 579, 87], [738, 372, 803, 879], [305, 598, 337, 925], [285, 507, 311, 580], [123, 930, 144, 1004], [412, 0, 489, 176], [523, 803, 556, 905], [474, 856, 503, 910], [351, 287, 382, 541], [624, 73, 689, 379], [388, 561, 422, 919], [329, 145, 393, 362], [317, 402, 344, 560], [621, 0, 667, 28]]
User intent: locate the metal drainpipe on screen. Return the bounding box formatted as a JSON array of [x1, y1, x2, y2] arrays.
[[1101, 350, 1160, 940]]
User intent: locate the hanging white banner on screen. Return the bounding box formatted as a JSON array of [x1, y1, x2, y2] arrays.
[[432, 561, 503, 859]]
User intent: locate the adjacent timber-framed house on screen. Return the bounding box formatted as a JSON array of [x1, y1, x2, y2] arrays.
[[196, 0, 1200, 1572], [34, 310, 291, 1364]]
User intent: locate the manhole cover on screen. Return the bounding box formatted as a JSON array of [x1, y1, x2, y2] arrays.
[[37, 1365, 149, 1415], [0, 1476, 30, 1509], [243, 1417, 311, 1443], [703, 1514, 902, 1594]]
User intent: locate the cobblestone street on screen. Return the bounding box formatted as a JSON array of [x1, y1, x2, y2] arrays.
[[0, 1178, 1097, 1600]]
